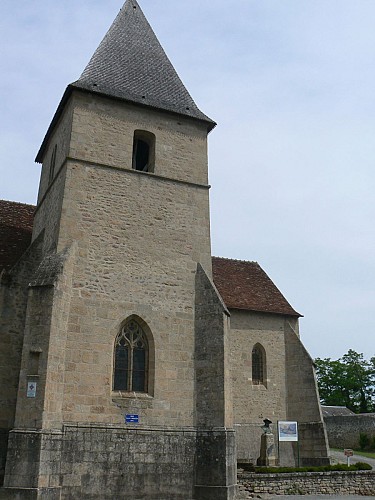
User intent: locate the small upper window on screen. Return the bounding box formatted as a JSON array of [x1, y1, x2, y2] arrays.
[[252, 344, 266, 386], [132, 130, 155, 173], [48, 144, 57, 184], [114, 318, 148, 392]]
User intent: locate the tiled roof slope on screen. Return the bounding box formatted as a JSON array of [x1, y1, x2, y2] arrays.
[[72, 0, 215, 128], [321, 406, 355, 417], [212, 257, 301, 317], [0, 200, 34, 271], [36, 0, 215, 163]]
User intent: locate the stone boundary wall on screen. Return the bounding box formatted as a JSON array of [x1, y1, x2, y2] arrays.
[[324, 414, 375, 449], [3, 424, 236, 500], [238, 470, 375, 497], [3, 426, 197, 499]]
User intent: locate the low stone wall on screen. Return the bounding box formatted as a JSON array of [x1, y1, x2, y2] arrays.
[[0, 488, 60, 500], [3, 424, 236, 500], [324, 414, 375, 449], [238, 470, 375, 496]]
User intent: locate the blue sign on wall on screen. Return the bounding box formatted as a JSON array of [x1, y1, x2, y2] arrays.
[[125, 414, 139, 424]]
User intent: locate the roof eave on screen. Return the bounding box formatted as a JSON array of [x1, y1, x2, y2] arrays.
[[35, 84, 216, 164], [72, 83, 217, 131], [227, 305, 303, 318], [35, 86, 74, 164]]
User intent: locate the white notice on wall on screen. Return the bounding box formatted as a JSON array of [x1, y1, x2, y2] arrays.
[[27, 381, 37, 398]]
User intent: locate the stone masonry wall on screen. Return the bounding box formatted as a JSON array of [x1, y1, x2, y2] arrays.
[[229, 312, 329, 466], [194, 264, 236, 500], [4, 425, 198, 500], [33, 98, 73, 257], [69, 92, 209, 186], [229, 310, 290, 464], [238, 470, 375, 497], [14, 246, 75, 431], [324, 414, 375, 449], [285, 324, 330, 465], [50, 95, 213, 428], [37, 100, 73, 205], [229, 311, 288, 423], [0, 236, 43, 483]]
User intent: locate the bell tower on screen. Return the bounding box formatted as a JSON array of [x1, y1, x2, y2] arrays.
[[3, 1, 236, 498]]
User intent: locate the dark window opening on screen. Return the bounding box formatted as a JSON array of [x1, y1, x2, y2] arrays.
[[133, 139, 150, 172], [252, 345, 266, 385], [132, 131, 155, 173], [114, 319, 148, 392]]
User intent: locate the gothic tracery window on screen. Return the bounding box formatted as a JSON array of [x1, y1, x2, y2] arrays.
[[252, 344, 266, 386], [114, 319, 148, 392]]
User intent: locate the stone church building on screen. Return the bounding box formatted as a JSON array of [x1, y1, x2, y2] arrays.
[[0, 1, 329, 498]]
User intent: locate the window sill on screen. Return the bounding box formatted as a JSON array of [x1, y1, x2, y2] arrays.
[[111, 391, 153, 400], [251, 382, 268, 389]]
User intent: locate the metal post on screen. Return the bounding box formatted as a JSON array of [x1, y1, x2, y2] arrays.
[[297, 439, 300, 468]]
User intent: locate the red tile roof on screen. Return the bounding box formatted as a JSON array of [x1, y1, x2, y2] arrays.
[[212, 257, 301, 317], [0, 200, 35, 271]]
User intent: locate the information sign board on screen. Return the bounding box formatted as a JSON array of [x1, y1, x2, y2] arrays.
[[278, 421, 298, 442]]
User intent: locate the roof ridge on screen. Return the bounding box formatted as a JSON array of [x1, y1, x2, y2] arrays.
[[212, 256, 259, 265], [0, 199, 36, 208]]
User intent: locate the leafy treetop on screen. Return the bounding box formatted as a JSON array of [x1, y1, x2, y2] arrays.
[[315, 349, 375, 413]]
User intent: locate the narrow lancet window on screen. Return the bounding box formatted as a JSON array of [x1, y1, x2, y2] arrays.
[[114, 319, 148, 392], [252, 344, 266, 385]]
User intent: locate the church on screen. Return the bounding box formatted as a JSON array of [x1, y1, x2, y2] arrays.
[[0, 1, 329, 498]]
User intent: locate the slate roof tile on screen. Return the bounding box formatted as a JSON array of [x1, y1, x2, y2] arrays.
[[212, 256, 301, 317], [73, 0, 214, 126], [36, 0, 215, 163]]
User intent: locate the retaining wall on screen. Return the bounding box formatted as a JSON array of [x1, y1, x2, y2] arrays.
[[238, 470, 375, 496], [324, 414, 375, 449]]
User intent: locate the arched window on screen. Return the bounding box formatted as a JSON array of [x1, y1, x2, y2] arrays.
[[114, 318, 148, 392], [252, 344, 266, 386], [132, 130, 155, 173]]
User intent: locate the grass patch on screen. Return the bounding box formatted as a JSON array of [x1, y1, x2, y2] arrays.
[[353, 450, 375, 459], [332, 448, 375, 460]]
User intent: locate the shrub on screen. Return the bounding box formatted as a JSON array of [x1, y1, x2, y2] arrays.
[[255, 463, 372, 474], [359, 432, 370, 450]]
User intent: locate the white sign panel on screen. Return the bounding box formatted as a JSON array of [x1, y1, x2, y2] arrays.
[[278, 421, 298, 442], [27, 381, 37, 398]]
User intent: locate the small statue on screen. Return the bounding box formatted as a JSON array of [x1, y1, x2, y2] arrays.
[[261, 418, 272, 434], [257, 418, 277, 466]]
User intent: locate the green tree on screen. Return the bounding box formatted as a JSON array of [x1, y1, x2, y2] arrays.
[[315, 350, 375, 413]]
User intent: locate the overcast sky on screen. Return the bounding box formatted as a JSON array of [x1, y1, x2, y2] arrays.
[[1, 0, 374, 361]]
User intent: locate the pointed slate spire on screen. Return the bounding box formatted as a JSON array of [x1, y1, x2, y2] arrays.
[[72, 0, 215, 127]]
